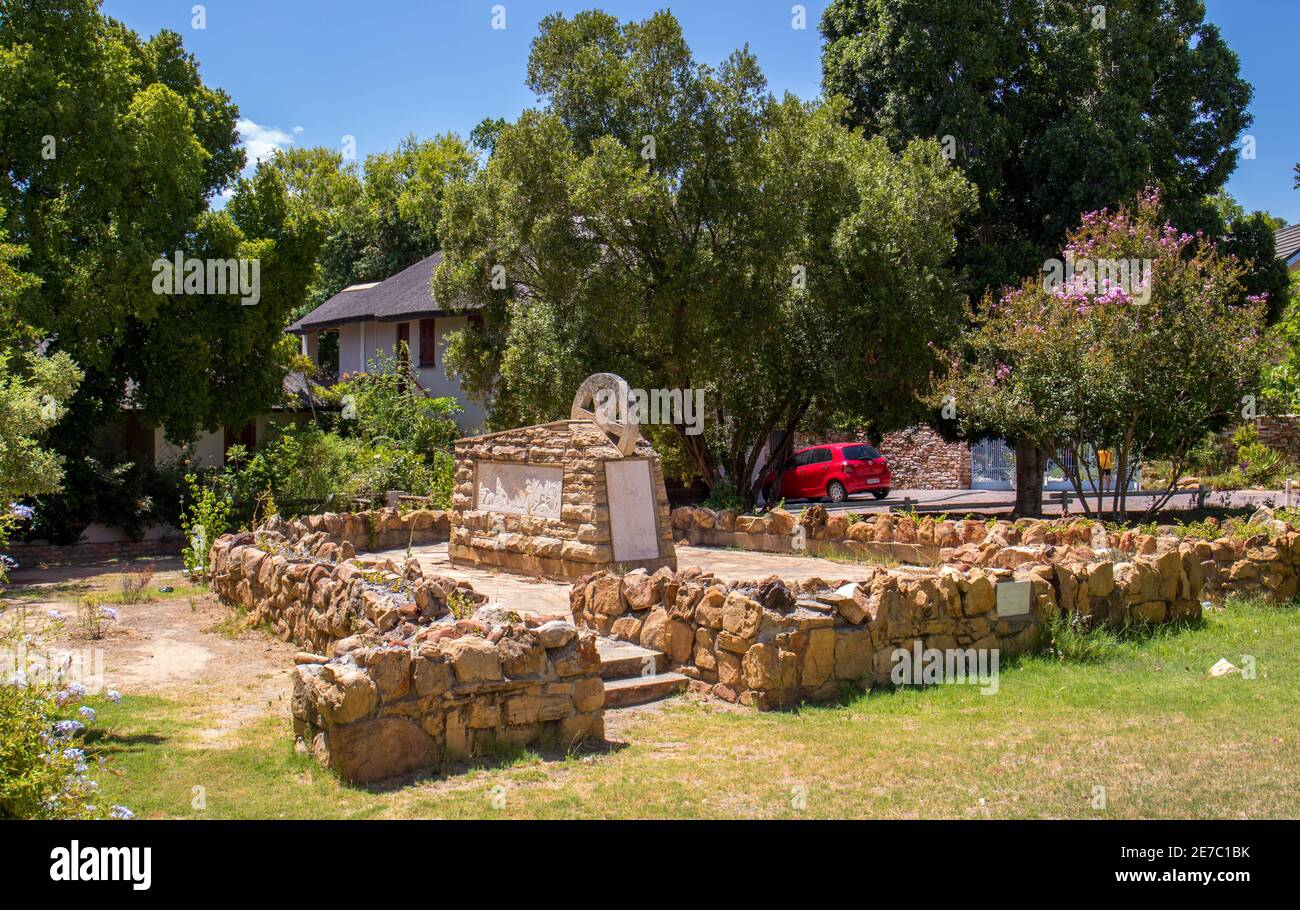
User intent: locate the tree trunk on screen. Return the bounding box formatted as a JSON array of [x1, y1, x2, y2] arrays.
[[1013, 438, 1046, 517]]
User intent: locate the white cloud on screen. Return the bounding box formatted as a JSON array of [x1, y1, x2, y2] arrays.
[[237, 117, 297, 168], [213, 118, 301, 206]]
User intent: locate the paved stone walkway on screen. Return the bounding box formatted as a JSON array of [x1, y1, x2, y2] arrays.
[[381, 541, 877, 620]]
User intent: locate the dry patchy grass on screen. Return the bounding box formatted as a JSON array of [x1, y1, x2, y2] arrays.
[[81, 599, 1300, 819]]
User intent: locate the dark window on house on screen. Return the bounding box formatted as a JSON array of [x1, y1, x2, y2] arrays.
[[224, 422, 256, 460], [317, 330, 339, 381], [419, 318, 437, 367], [396, 322, 410, 360]]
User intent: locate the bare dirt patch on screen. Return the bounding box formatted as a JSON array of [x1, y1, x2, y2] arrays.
[[2, 558, 297, 732]]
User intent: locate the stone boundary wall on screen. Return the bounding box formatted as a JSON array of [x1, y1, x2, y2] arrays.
[[209, 514, 603, 783], [669, 505, 1300, 604], [261, 507, 451, 555], [571, 550, 1200, 709], [1220, 415, 1300, 464], [795, 425, 971, 489]]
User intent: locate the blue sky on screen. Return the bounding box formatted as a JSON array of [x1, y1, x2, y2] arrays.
[[102, 0, 1298, 224]]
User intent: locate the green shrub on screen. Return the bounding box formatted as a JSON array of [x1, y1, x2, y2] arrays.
[[336, 348, 460, 454], [227, 423, 354, 509], [701, 478, 744, 512], [179, 473, 232, 581]]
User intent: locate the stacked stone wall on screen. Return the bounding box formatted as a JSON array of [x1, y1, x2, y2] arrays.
[[210, 512, 603, 783], [571, 546, 1201, 709], [669, 505, 1300, 604]]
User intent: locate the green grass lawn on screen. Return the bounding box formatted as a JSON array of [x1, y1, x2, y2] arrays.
[[83, 598, 1300, 819]]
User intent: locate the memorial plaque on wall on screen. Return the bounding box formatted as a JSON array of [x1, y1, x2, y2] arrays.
[[604, 459, 661, 562], [995, 580, 1032, 618], [475, 462, 563, 519]]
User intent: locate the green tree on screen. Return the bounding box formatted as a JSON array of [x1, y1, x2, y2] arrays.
[[269, 133, 476, 322], [937, 192, 1270, 521], [1, 1, 322, 538], [822, 0, 1255, 511], [0, 215, 82, 510], [435, 10, 975, 505], [822, 0, 1253, 292]]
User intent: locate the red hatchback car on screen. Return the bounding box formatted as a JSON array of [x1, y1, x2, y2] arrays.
[[763, 443, 891, 504]]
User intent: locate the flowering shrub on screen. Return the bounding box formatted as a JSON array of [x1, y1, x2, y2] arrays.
[[180, 473, 233, 582], [940, 191, 1271, 520], [0, 671, 128, 820], [75, 598, 120, 641], [1, 503, 34, 589]]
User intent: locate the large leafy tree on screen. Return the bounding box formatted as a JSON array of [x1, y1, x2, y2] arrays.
[[822, 0, 1254, 512], [0, 213, 81, 509], [822, 0, 1253, 293], [269, 133, 476, 322], [938, 192, 1270, 521], [0, 0, 321, 539], [435, 10, 975, 505]]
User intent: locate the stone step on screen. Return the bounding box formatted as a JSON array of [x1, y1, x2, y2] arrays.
[[595, 639, 666, 680], [603, 672, 691, 709]]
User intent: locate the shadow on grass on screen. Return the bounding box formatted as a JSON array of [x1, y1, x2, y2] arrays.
[[754, 612, 1218, 718], [349, 734, 629, 795]]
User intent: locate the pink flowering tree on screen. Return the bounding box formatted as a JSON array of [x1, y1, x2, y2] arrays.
[[938, 192, 1271, 520]]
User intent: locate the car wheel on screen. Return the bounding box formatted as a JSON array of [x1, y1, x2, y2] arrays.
[[827, 480, 847, 503], [872, 489, 889, 500]]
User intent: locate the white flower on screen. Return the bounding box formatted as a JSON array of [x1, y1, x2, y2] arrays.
[[109, 805, 134, 820], [106, 689, 122, 704]]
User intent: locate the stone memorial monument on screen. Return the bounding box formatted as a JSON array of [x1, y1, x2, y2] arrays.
[[448, 373, 677, 579]]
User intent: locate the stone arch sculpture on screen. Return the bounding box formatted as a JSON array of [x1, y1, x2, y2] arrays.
[[570, 372, 640, 457]]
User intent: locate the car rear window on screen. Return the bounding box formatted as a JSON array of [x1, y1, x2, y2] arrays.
[[842, 445, 880, 461]]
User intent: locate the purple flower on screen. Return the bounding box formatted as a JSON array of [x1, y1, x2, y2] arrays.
[[78, 706, 96, 723], [53, 720, 84, 738], [106, 689, 122, 704], [109, 805, 134, 820], [8, 503, 34, 521]]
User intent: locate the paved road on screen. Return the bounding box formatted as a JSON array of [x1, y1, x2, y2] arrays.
[[770, 487, 1291, 517]]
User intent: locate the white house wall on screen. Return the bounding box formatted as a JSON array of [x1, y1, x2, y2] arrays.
[[328, 317, 486, 434]]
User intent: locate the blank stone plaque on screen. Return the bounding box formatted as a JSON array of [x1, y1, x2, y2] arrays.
[[995, 580, 1032, 618], [604, 459, 661, 563]]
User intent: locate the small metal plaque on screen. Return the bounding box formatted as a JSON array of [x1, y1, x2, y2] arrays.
[[995, 580, 1032, 618]]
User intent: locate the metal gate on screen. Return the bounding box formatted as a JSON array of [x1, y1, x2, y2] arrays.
[[971, 438, 1013, 489]]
